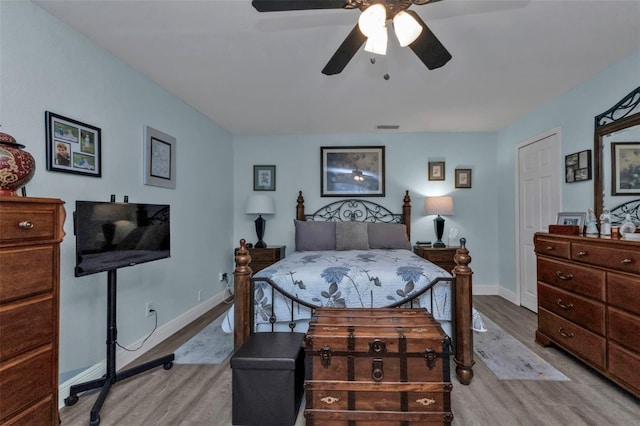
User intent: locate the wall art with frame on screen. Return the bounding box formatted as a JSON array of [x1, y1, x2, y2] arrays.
[[253, 165, 276, 191], [455, 168, 472, 188], [611, 142, 640, 195], [45, 111, 101, 177], [428, 161, 445, 181], [144, 126, 176, 189], [556, 212, 586, 233], [320, 146, 385, 197], [565, 149, 592, 183]]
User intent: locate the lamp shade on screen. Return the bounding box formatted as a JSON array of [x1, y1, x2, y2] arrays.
[[424, 196, 454, 216], [245, 194, 275, 215], [393, 11, 423, 47], [358, 3, 387, 37], [364, 27, 388, 55]]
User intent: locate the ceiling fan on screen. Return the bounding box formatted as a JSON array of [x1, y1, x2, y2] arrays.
[[251, 0, 452, 75]]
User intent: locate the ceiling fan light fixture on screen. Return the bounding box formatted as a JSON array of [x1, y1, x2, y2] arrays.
[[393, 10, 423, 47], [358, 3, 387, 37], [364, 28, 388, 55]]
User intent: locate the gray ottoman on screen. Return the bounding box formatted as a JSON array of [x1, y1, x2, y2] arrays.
[[230, 332, 305, 426]]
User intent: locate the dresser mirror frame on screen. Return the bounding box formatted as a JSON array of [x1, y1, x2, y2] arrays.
[[594, 86, 640, 221]]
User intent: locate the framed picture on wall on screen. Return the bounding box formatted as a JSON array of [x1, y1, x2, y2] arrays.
[[45, 111, 102, 177], [611, 142, 640, 195], [253, 165, 276, 191], [144, 125, 176, 189], [565, 150, 592, 183], [455, 169, 472, 188], [321, 146, 385, 197], [428, 161, 445, 181]]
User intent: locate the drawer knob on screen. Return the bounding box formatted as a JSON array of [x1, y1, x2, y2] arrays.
[[557, 327, 574, 338], [555, 271, 574, 280], [556, 299, 573, 310], [18, 221, 34, 230], [545, 246, 554, 251], [576, 251, 587, 256], [621, 258, 632, 264]]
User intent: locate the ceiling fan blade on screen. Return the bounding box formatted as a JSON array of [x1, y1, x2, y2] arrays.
[[405, 10, 452, 70], [252, 0, 348, 12], [322, 24, 367, 75]]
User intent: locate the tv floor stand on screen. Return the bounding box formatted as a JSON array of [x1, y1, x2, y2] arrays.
[[64, 269, 175, 426]]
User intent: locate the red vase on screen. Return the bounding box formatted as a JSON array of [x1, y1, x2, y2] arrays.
[[0, 131, 36, 196]]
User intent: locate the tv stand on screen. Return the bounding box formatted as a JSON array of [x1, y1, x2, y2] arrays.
[[64, 269, 174, 426]]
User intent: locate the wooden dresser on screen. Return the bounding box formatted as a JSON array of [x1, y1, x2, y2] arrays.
[[0, 197, 65, 425], [534, 232, 640, 398]]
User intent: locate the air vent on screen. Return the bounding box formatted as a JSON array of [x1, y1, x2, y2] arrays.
[[376, 125, 400, 130]]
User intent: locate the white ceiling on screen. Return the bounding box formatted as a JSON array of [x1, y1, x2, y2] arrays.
[[33, 0, 640, 136]]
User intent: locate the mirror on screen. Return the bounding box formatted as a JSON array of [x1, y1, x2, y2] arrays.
[[594, 86, 640, 222]]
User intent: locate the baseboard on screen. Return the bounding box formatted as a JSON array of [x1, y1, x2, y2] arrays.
[[498, 286, 518, 304], [58, 291, 229, 408], [472, 284, 500, 295]]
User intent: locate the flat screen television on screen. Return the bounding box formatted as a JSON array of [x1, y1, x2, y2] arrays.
[[75, 201, 170, 277]]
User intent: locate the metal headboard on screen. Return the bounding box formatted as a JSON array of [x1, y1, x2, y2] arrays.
[[304, 198, 402, 223]]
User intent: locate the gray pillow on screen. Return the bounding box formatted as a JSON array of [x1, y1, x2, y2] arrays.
[[335, 222, 370, 250], [294, 220, 336, 251], [367, 223, 411, 250]]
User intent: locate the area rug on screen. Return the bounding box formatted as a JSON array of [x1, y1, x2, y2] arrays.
[[473, 313, 570, 381], [174, 315, 233, 364]]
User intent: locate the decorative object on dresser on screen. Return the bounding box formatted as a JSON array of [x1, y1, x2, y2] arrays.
[[454, 168, 472, 188], [245, 194, 276, 248], [556, 211, 586, 234], [253, 165, 276, 191], [45, 111, 101, 177], [424, 196, 454, 248], [534, 233, 640, 398], [414, 245, 458, 273], [143, 126, 176, 189], [0, 196, 65, 425], [234, 245, 285, 273], [320, 146, 385, 197], [0, 131, 36, 196], [304, 308, 453, 424]]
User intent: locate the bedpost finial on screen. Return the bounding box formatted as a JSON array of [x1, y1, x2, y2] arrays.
[[459, 237, 466, 248], [240, 238, 246, 249]]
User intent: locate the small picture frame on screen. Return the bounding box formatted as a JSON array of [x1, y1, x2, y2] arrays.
[[45, 111, 101, 177], [254, 165, 276, 191], [565, 150, 592, 183], [556, 212, 586, 231], [611, 142, 640, 195], [428, 161, 445, 181], [144, 126, 176, 189], [455, 169, 472, 188]]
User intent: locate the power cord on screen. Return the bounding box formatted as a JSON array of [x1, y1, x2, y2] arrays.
[[116, 309, 158, 352]]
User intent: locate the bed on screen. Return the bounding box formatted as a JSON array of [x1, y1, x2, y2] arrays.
[[233, 191, 477, 385]]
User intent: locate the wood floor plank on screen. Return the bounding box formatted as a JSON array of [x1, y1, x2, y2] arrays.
[[59, 296, 640, 425]]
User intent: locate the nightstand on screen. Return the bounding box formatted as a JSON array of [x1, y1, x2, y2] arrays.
[[235, 245, 285, 273], [413, 245, 458, 272]]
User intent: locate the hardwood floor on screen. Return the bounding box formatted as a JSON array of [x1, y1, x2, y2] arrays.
[[58, 296, 640, 425]]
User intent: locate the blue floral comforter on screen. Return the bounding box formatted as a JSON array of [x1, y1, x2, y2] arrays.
[[251, 249, 456, 330]]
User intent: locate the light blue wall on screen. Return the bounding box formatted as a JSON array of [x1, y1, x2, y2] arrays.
[[232, 132, 501, 290], [495, 51, 640, 294], [1, 2, 235, 380]]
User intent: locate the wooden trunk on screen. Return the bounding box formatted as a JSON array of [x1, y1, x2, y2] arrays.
[[304, 308, 453, 425]]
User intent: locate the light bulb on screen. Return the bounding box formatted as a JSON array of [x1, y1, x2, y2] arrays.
[[358, 3, 387, 37]]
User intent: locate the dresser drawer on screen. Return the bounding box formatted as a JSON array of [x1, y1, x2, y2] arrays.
[[608, 342, 640, 395], [250, 250, 280, 262], [0, 209, 56, 243], [0, 346, 54, 423], [534, 236, 570, 259], [2, 396, 56, 426], [608, 272, 640, 316], [538, 308, 605, 369], [0, 246, 55, 304], [536, 257, 605, 301], [608, 307, 640, 353], [0, 295, 54, 361], [572, 242, 640, 274], [537, 282, 604, 334]]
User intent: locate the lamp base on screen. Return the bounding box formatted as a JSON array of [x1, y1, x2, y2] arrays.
[[254, 240, 267, 248], [254, 215, 267, 248], [433, 215, 446, 248]]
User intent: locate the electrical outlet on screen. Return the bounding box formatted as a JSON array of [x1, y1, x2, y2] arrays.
[[219, 272, 228, 282], [145, 301, 155, 317], [198, 290, 202, 302]]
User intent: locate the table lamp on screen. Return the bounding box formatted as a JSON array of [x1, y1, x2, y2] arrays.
[[424, 196, 454, 248], [245, 194, 275, 248]]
